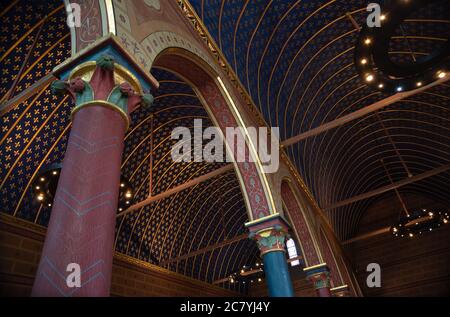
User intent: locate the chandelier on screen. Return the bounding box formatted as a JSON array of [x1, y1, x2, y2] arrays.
[[391, 208, 449, 238], [354, 0, 449, 93], [378, 159, 449, 239], [32, 163, 135, 211], [227, 262, 265, 285]]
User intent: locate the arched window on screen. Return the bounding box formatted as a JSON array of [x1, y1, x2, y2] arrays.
[[286, 238, 300, 267]]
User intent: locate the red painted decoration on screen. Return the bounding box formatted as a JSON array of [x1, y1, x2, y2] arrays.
[[281, 182, 320, 266]]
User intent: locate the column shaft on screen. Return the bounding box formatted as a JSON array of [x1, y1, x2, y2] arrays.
[[263, 251, 295, 297], [317, 286, 332, 297], [32, 105, 126, 296]]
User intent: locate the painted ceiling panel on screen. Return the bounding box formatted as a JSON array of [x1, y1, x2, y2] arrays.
[[0, 86, 72, 224], [189, 0, 450, 239], [0, 1, 67, 100]]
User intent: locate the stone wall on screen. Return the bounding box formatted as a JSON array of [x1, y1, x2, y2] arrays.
[[0, 213, 238, 297]]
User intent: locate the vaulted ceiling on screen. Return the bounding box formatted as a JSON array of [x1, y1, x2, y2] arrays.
[[1, 0, 449, 292], [0, 0, 258, 292], [189, 0, 450, 239]]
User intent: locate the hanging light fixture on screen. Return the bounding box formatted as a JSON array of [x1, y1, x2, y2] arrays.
[[391, 209, 449, 238], [31, 163, 62, 206], [32, 163, 135, 212], [117, 175, 135, 212], [354, 0, 450, 93], [227, 261, 265, 284], [380, 160, 450, 239]]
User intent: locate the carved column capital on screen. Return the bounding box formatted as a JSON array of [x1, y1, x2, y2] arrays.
[[249, 225, 290, 256], [51, 54, 154, 130], [247, 214, 291, 256], [304, 263, 332, 290]]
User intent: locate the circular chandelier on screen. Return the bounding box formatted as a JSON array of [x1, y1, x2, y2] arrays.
[[227, 262, 265, 285], [354, 0, 450, 93], [32, 163, 62, 208], [391, 208, 449, 238], [32, 164, 135, 211], [117, 176, 134, 212]]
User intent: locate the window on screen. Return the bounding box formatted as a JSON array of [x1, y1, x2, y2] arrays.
[[286, 238, 300, 266]]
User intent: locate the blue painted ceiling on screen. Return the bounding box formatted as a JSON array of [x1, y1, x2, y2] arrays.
[[189, 0, 450, 239]]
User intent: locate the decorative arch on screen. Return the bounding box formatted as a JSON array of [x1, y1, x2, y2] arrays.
[[65, 0, 106, 55], [141, 31, 222, 78], [335, 253, 359, 297], [319, 227, 344, 289], [152, 48, 274, 220], [66, 2, 277, 221], [280, 178, 323, 267]]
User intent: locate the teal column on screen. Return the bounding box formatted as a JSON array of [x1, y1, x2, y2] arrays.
[[262, 249, 295, 297], [248, 218, 295, 297]]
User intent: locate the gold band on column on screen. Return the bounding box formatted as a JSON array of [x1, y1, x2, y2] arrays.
[[71, 100, 131, 131]]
